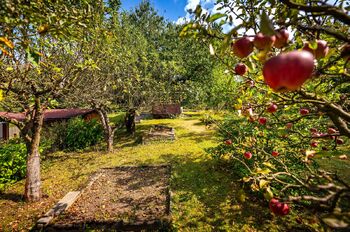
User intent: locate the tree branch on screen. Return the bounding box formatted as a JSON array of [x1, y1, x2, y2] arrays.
[[280, 0, 350, 25], [296, 24, 350, 43]]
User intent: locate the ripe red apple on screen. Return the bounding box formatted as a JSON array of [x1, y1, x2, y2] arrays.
[[302, 40, 329, 59], [269, 198, 280, 215], [244, 151, 252, 159], [263, 51, 314, 92], [259, 117, 267, 125], [327, 128, 337, 134], [300, 108, 310, 115], [267, 103, 278, 113], [272, 151, 279, 157], [286, 123, 293, 129], [253, 33, 276, 50], [235, 63, 248, 75], [269, 198, 290, 216], [310, 141, 318, 147], [336, 138, 344, 145], [225, 139, 233, 145], [232, 37, 254, 58], [274, 29, 289, 48]]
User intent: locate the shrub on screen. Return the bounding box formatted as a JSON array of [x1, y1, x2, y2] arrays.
[[41, 117, 104, 152], [64, 117, 104, 151], [0, 139, 27, 191]]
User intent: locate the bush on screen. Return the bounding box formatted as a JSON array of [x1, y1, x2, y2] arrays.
[[0, 139, 27, 191], [42, 117, 104, 152], [64, 117, 104, 151]]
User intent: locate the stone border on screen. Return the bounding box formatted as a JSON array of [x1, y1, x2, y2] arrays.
[[36, 165, 172, 231]]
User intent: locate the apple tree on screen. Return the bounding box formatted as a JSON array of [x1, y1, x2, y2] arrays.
[[183, 0, 350, 228], [0, 0, 102, 202]]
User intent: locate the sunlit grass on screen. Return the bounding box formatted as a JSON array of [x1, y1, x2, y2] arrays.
[[0, 112, 344, 231]]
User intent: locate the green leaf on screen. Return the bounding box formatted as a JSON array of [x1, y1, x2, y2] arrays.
[[263, 187, 274, 200], [194, 5, 202, 17], [309, 41, 318, 50], [259, 179, 269, 189], [207, 13, 226, 22], [260, 11, 275, 36]]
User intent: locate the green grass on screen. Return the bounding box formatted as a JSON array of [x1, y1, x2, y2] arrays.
[[315, 149, 350, 185], [0, 113, 332, 231]]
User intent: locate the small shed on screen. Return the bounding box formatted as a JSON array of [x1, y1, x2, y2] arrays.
[[0, 109, 99, 141], [152, 103, 182, 119]]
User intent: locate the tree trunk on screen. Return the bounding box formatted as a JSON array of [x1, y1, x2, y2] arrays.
[[24, 107, 44, 202], [96, 108, 116, 153], [107, 132, 114, 153], [125, 108, 136, 135]]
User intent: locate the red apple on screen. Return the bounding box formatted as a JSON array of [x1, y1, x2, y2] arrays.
[[315, 40, 329, 59], [267, 103, 278, 113], [310, 141, 318, 147], [279, 203, 290, 216], [272, 151, 279, 157], [327, 128, 337, 134], [269, 198, 290, 216], [302, 40, 329, 59], [244, 151, 252, 159], [232, 37, 254, 58], [336, 138, 344, 145], [225, 139, 233, 145], [300, 108, 310, 115], [235, 63, 248, 75], [263, 51, 314, 92], [274, 29, 289, 48], [259, 117, 267, 125], [286, 123, 293, 129], [254, 33, 276, 50]]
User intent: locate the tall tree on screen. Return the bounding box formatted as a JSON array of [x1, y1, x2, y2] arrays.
[[0, 0, 101, 202]]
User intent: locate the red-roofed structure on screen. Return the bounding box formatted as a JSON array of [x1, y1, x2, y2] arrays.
[[0, 109, 99, 140]]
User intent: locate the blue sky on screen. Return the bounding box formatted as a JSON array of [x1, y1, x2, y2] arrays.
[[120, 0, 187, 22], [120, 0, 216, 23]]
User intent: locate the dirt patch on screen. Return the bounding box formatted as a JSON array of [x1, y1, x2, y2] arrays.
[[142, 125, 175, 144], [46, 165, 171, 231]]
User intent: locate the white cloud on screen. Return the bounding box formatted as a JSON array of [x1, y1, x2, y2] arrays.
[[178, 0, 254, 35], [176, 17, 189, 25], [185, 0, 216, 11], [185, 0, 200, 11]]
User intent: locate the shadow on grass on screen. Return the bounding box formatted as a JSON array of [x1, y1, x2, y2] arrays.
[[178, 131, 215, 143], [126, 153, 320, 231], [0, 192, 24, 202]]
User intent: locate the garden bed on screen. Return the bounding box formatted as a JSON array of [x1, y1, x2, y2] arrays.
[[43, 165, 171, 231], [142, 125, 175, 144]]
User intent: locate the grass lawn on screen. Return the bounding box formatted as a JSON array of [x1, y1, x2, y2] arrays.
[[0, 112, 333, 231]]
